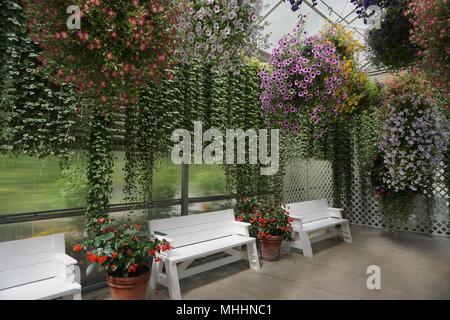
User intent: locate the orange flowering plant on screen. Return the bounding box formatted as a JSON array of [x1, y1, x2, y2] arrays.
[[235, 197, 293, 241], [72, 217, 171, 278]]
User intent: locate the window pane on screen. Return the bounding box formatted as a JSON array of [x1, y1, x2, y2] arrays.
[[0, 152, 128, 215], [189, 164, 228, 197], [0, 154, 85, 214], [153, 157, 182, 201], [189, 199, 235, 214], [149, 205, 182, 220]]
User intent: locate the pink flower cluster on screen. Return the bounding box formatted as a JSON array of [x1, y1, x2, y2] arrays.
[[406, 0, 449, 91], [259, 18, 346, 134]]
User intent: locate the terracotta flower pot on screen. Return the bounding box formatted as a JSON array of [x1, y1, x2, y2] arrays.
[[259, 235, 284, 261], [106, 270, 150, 300]]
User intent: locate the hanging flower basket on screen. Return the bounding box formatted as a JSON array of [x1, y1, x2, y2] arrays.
[[23, 0, 180, 106], [176, 0, 268, 74], [259, 17, 347, 136]]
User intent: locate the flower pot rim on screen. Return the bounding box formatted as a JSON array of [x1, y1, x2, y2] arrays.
[[258, 234, 284, 241], [106, 270, 150, 283]]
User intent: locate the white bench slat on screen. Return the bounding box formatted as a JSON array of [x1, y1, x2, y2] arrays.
[[286, 199, 328, 211], [0, 235, 61, 259], [0, 251, 55, 272], [301, 218, 348, 232], [0, 278, 81, 300], [0, 261, 56, 290], [150, 209, 234, 232], [164, 225, 238, 248], [155, 219, 236, 239], [166, 235, 255, 263], [289, 210, 329, 223]]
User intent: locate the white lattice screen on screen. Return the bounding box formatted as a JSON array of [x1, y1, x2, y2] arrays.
[[283, 158, 334, 205], [283, 158, 450, 237]]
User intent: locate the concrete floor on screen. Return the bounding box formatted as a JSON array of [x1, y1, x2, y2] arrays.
[[84, 226, 450, 300]]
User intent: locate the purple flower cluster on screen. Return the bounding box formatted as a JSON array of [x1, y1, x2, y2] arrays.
[[379, 93, 450, 193], [259, 19, 346, 134]]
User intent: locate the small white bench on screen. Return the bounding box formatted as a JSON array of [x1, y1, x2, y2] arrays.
[[149, 209, 260, 300], [0, 233, 81, 300], [287, 199, 352, 258]]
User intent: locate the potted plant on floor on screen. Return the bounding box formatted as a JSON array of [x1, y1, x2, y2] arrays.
[[236, 197, 293, 261], [72, 218, 171, 300]]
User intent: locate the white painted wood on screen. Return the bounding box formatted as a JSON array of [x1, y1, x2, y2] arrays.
[[287, 199, 352, 258], [165, 234, 256, 263], [178, 255, 242, 280], [166, 262, 181, 300], [150, 261, 163, 290], [0, 234, 82, 300], [148, 209, 260, 300], [159, 225, 237, 248], [150, 209, 235, 233]]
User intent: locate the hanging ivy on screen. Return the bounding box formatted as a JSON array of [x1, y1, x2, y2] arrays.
[[366, 1, 419, 69], [0, 0, 78, 160], [223, 60, 286, 205], [85, 107, 114, 233], [353, 109, 381, 205]]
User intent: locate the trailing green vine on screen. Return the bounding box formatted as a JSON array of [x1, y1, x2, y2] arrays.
[[85, 107, 114, 233], [354, 109, 381, 206], [0, 0, 77, 160]]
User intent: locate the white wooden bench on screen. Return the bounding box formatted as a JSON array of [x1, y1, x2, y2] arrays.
[[287, 199, 352, 258], [148, 209, 260, 300], [0, 233, 82, 300]]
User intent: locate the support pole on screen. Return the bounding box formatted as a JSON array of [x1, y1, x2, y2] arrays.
[[181, 164, 189, 216]]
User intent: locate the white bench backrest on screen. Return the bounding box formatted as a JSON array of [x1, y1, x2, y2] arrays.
[[149, 209, 236, 248], [286, 199, 329, 223], [0, 233, 65, 290]]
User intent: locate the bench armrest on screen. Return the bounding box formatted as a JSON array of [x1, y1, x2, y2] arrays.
[[232, 220, 251, 237], [54, 253, 77, 266], [54, 253, 79, 284], [288, 213, 303, 230], [153, 234, 174, 244], [326, 207, 344, 219]]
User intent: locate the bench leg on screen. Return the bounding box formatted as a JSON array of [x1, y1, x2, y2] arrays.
[[150, 260, 163, 290], [166, 261, 182, 300], [341, 221, 352, 243], [73, 290, 81, 300], [62, 290, 81, 300], [299, 231, 314, 258], [247, 241, 260, 271], [290, 229, 302, 250]]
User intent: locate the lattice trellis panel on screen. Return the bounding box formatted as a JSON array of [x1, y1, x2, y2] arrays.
[[284, 157, 450, 237], [283, 158, 333, 205]]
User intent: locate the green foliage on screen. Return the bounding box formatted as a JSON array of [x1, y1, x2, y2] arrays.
[[367, 1, 419, 69], [85, 108, 114, 233], [330, 118, 354, 209], [223, 60, 286, 205], [73, 218, 171, 278], [0, 0, 77, 159], [235, 196, 293, 241], [354, 109, 381, 203]]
